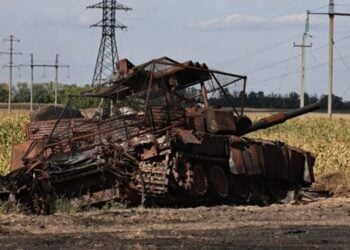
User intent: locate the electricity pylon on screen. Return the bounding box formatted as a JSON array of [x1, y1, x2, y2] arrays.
[[88, 0, 132, 86]]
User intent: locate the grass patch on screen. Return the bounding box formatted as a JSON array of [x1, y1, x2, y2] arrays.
[[102, 200, 129, 210], [0, 200, 10, 214], [54, 199, 79, 214]]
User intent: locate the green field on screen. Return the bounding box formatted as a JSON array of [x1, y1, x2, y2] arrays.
[[0, 112, 29, 175], [0, 112, 349, 177]]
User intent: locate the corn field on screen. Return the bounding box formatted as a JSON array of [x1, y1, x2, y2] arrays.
[[0, 112, 29, 175], [250, 116, 350, 176], [0, 112, 349, 176]]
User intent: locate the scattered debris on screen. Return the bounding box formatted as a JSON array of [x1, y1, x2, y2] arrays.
[[312, 172, 350, 197]]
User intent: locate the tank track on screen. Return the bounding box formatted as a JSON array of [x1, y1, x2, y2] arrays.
[[136, 161, 170, 197]]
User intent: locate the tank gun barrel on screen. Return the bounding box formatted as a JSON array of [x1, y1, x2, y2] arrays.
[[239, 102, 321, 135]]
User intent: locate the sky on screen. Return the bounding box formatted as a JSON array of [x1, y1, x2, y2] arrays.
[[0, 0, 350, 100]]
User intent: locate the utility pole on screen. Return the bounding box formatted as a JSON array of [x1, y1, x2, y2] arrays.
[[54, 54, 59, 106], [0, 35, 22, 113], [30, 54, 34, 111], [310, 0, 350, 118], [294, 11, 312, 108], [88, 0, 132, 86], [20, 54, 69, 109]]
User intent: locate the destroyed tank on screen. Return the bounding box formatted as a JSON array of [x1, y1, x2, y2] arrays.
[[2, 57, 320, 214]]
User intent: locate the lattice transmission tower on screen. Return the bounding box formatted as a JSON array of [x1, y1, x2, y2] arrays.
[[88, 0, 132, 86]]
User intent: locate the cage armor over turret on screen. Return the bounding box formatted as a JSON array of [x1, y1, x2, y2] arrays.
[[2, 57, 320, 214]]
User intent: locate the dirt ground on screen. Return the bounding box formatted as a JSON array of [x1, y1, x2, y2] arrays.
[[0, 197, 349, 249]]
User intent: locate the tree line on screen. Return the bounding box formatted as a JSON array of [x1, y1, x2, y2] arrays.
[[209, 88, 350, 110], [0, 82, 349, 110], [0, 82, 96, 109]]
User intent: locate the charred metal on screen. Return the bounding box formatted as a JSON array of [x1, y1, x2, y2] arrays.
[[1, 57, 320, 214]]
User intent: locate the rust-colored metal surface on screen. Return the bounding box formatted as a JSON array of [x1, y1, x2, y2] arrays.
[[0, 57, 321, 214], [11, 141, 34, 171]]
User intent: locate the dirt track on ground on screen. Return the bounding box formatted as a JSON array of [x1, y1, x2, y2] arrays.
[[0, 198, 349, 249]]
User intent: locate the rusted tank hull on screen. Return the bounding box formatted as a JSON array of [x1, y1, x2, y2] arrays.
[[134, 134, 315, 206], [3, 107, 317, 214], [2, 132, 315, 214], [1, 57, 320, 214]]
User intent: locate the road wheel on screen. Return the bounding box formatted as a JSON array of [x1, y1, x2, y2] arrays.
[[210, 166, 229, 198], [192, 164, 208, 196]]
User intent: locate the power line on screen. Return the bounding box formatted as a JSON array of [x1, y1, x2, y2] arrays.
[[277, 46, 295, 94], [0, 35, 22, 113], [249, 53, 350, 86], [169, 1, 307, 57], [309, 0, 350, 118], [342, 84, 350, 99], [244, 53, 301, 75], [334, 42, 350, 72], [238, 32, 350, 75], [211, 4, 330, 68], [293, 11, 313, 107], [214, 33, 301, 68], [19, 54, 70, 108]]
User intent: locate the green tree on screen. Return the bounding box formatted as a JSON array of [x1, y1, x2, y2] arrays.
[[33, 82, 55, 104], [59, 84, 99, 109], [14, 82, 30, 102], [0, 83, 8, 102]]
